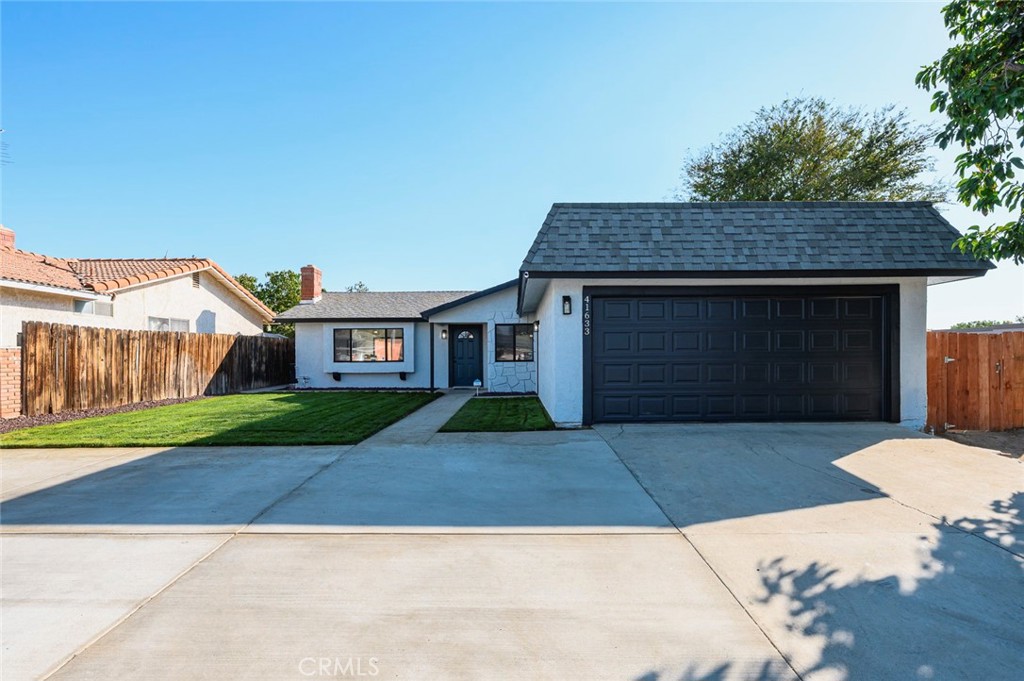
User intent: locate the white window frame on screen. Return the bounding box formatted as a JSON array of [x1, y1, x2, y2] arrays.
[[74, 300, 114, 317], [148, 316, 190, 332]]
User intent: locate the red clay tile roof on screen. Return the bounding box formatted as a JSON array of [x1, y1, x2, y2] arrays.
[[1, 247, 274, 320], [0, 245, 83, 291]]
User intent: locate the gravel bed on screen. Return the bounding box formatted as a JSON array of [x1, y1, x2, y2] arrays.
[[0, 396, 207, 435]]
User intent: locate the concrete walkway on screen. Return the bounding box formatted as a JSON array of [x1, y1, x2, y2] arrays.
[[364, 389, 472, 445], [2, 421, 1020, 680]]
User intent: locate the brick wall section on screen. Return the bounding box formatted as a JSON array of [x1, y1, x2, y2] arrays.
[[0, 348, 22, 418]]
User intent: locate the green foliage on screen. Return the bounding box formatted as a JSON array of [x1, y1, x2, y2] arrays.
[[950, 315, 1024, 329], [676, 97, 947, 202], [345, 281, 370, 292], [235, 273, 259, 294], [0, 392, 440, 447], [235, 269, 301, 337], [917, 0, 1024, 263], [440, 397, 555, 432]]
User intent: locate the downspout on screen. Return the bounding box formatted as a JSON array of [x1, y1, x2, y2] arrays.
[[429, 322, 435, 392]]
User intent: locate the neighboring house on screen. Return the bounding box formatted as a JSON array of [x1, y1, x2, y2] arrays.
[[278, 202, 992, 429], [0, 226, 275, 347]]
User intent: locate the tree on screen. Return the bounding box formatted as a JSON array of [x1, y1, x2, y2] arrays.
[[345, 281, 370, 292], [916, 0, 1024, 263], [235, 269, 301, 337], [675, 97, 947, 203], [950, 316, 1024, 329]]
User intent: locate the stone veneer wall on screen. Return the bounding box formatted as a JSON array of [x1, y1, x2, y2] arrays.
[[0, 348, 22, 418], [484, 310, 538, 393]]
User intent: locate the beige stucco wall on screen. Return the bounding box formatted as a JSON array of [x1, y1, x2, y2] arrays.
[[0, 270, 265, 347]]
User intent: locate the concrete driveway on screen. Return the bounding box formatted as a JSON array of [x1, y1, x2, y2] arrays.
[[2, 417, 1021, 680]]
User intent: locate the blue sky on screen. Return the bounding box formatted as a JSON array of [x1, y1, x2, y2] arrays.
[[2, 1, 1021, 327]]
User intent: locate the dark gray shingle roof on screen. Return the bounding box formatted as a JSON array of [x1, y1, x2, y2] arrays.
[[520, 202, 993, 274], [276, 290, 475, 321]]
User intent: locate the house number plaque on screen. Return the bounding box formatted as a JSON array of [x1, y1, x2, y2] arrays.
[[583, 295, 591, 336]]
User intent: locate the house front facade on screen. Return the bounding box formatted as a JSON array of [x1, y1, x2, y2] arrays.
[[283, 278, 538, 394], [280, 202, 992, 429]]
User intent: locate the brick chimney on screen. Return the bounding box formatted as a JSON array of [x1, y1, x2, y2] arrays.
[[0, 226, 14, 249], [300, 264, 322, 303]]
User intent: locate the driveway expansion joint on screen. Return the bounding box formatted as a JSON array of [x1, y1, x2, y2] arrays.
[[595, 427, 806, 681]]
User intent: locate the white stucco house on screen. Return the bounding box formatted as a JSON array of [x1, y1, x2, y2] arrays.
[[0, 226, 275, 347], [278, 202, 991, 429]]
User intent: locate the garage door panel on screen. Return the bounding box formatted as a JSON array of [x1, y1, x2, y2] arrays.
[[774, 363, 804, 384], [638, 300, 667, 320], [740, 394, 771, 417], [602, 332, 632, 353], [706, 364, 737, 383], [638, 396, 667, 417], [601, 364, 634, 385], [742, 331, 771, 351], [742, 299, 770, 319], [707, 300, 735, 320], [673, 300, 700, 319], [591, 292, 887, 423], [809, 330, 838, 351], [707, 331, 736, 351], [742, 363, 770, 383], [775, 330, 804, 351], [673, 331, 700, 351], [637, 332, 667, 352], [810, 298, 839, 318], [637, 364, 667, 385], [673, 364, 701, 383], [601, 300, 633, 320], [776, 299, 805, 318]]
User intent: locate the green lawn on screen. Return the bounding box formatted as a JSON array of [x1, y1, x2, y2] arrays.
[[440, 396, 554, 432], [0, 391, 440, 448]]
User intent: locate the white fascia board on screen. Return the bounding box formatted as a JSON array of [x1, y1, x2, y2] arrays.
[[0, 279, 111, 300]]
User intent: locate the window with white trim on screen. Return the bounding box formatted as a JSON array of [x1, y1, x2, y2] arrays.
[[148, 317, 189, 332], [74, 300, 114, 317]]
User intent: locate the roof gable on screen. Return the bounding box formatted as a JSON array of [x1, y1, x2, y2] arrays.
[[521, 202, 994, 275]]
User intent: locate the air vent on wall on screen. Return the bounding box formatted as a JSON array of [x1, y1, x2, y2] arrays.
[[192, 272, 201, 288]]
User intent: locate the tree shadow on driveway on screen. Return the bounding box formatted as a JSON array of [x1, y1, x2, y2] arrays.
[[633, 493, 1024, 681]]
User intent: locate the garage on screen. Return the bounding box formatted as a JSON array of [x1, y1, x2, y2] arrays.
[[584, 287, 897, 423]]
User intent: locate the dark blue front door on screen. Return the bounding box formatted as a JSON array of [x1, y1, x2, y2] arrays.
[[450, 325, 483, 387]]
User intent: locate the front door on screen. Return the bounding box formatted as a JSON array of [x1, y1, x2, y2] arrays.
[[450, 325, 483, 387]]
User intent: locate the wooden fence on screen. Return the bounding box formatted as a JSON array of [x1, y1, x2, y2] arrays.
[[21, 322, 295, 416], [927, 330, 1024, 433]]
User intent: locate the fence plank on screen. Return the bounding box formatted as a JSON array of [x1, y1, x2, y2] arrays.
[[927, 330, 1024, 432], [20, 322, 294, 417]]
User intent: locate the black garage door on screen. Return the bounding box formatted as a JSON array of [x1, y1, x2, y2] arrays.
[[587, 290, 891, 423]]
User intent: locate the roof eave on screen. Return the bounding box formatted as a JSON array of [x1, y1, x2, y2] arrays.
[[273, 316, 428, 324], [519, 267, 994, 279]]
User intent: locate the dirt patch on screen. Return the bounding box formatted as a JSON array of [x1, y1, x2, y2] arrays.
[[942, 429, 1024, 459], [0, 396, 207, 435]]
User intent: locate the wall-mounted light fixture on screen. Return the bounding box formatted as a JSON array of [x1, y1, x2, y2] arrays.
[[562, 296, 572, 315], [441, 328, 448, 340], [533, 320, 540, 333]]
